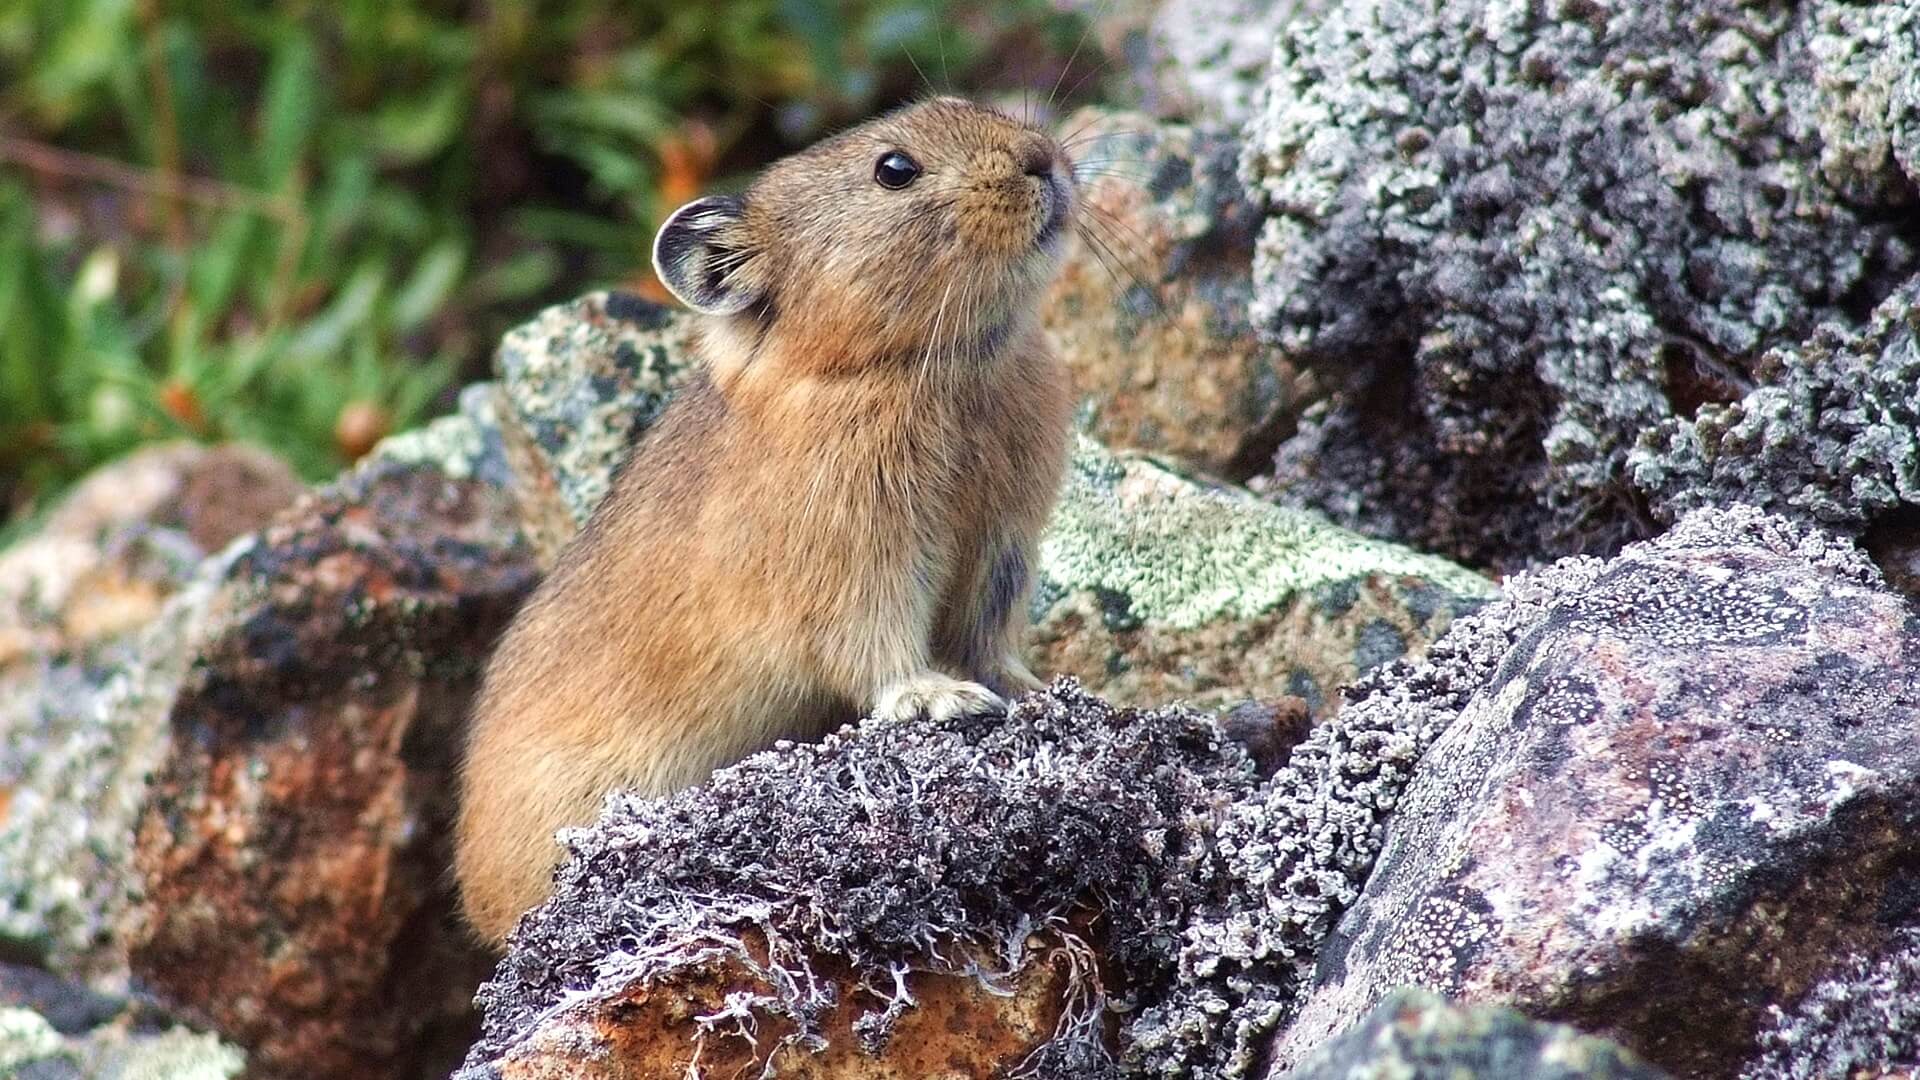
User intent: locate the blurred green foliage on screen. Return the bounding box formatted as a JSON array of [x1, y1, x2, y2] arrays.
[[0, 0, 1093, 532]]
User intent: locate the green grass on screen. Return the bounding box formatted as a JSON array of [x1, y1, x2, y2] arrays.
[[0, 0, 1096, 534]]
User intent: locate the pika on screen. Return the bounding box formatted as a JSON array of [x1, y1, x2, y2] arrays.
[[455, 97, 1078, 944]]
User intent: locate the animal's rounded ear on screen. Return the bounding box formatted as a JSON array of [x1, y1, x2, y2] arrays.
[[652, 195, 758, 316]]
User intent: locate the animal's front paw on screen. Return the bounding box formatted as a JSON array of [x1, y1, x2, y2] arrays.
[[873, 673, 1006, 725]]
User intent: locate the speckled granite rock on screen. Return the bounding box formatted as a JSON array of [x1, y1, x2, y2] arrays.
[[459, 683, 1260, 1078], [0, 964, 245, 1079], [0, 443, 302, 975], [1248, 0, 1920, 569], [125, 448, 537, 1079], [489, 292, 696, 565], [1743, 928, 1920, 1080], [1047, 110, 1306, 477], [1269, 506, 1920, 1079], [490, 292, 1490, 713], [1281, 989, 1670, 1080]]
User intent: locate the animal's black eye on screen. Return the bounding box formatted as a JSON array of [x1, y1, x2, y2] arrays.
[[874, 151, 921, 189]]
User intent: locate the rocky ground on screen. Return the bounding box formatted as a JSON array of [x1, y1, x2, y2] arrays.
[[4, 0, 1919, 1077]]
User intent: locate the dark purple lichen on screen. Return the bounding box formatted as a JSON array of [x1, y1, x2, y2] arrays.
[[460, 682, 1263, 1075]]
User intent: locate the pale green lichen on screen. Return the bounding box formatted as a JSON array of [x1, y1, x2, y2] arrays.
[[0, 1006, 66, 1072], [366, 383, 508, 486], [84, 1026, 247, 1080], [1039, 437, 1494, 631]]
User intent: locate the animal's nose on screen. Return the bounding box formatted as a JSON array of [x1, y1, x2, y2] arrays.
[[1020, 144, 1055, 179]]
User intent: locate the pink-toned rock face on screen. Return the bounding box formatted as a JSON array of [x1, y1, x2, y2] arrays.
[[1272, 507, 1920, 1079]]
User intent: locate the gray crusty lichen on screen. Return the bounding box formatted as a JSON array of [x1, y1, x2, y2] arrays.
[[1119, 552, 1582, 1077], [1246, 0, 1920, 568], [1629, 279, 1920, 530], [1743, 929, 1920, 1080]]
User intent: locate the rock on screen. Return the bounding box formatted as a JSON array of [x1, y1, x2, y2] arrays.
[[0, 963, 246, 1079], [1246, 0, 1920, 569], [1122, 557, 1575, 1077], [472, 933, 1080, 1080], [1034, 437, 1492, 711], [1281, 988, 1670, 1080], [1628, 280, 1920, 542], [0, 443, 302, 975], [0, 441, 301, 672], [0, 389, 537, 1077], [1269, 505, 1920, 1079], [125, 442, 538, 1078], [1742, 928, 1920, 1080], [1047, 110, 1305, 477], [489, 292, 697, 566], [488, 293, 1491, 712], [458, 683, 1262, 1077]]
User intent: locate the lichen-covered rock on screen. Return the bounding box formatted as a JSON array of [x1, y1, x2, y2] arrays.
[[1628, 280, 1920, 535], [490, 293, 1490, 712], [1046, 110, 1305, 477], [1248, 0, 1920, 569], [1281, 989, 1670, 1080], [1269, 506, 1920, 1079], [459, 683, 1262, 1077], [0, 443, 302, 975], [1035, 437, 1491, 711], [1121, 553, 1578, 1077], [489, 291, 696, 565], [125, 449, 537, 1078], [1743, 928, 1920, 1080], [0, 964, 245, 1079]]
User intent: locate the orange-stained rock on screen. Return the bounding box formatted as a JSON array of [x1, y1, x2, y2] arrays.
[[481, 936, 1075, 1079], [126, 452, 538, 1079]]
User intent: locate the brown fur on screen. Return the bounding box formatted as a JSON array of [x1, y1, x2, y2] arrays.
[[455, 98, 1077, 945]]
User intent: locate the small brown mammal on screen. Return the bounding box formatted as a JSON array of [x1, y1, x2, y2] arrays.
[[455, 97, 1078, 944]]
